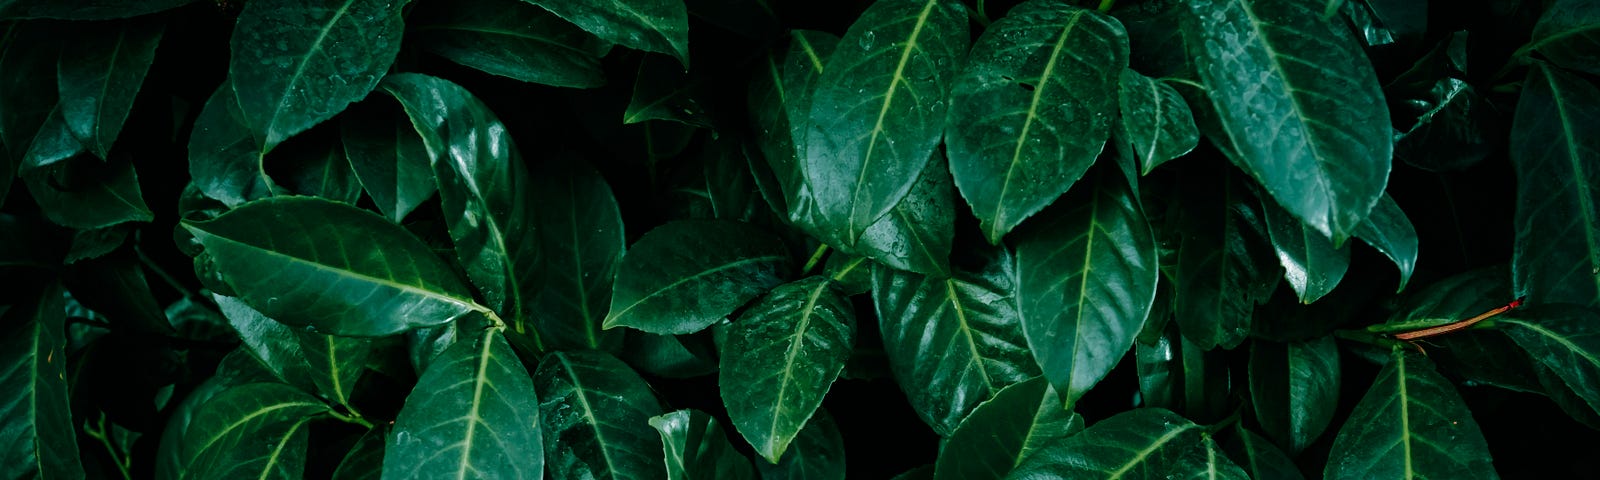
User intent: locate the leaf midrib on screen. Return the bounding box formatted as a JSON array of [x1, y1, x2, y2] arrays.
[[946, 279, 996, 393], [455, 330, 495, 480], [559, 355, 624, 475], [606, 255, 787, 327], [993, 10, 1084, 237], [767, 280, 831, 459], [848, 0, 939, 237], [1106, 422, 1201, 479], [266, 0, 358, 145], [1542, 67, 1600, 301]]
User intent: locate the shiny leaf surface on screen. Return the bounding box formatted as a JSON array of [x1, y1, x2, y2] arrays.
[[1262, 193, 1350, 303], [339, 102, 435, 222], [21, 150, 154, 230], [532, 160, 626, 351], [848, 151, 954, 277], [933, 377, 1084, 480], [180, 383, 328, 479], [411, 0, 608, 88], [649, 409, 756, 480], [1009, 408, 1246, 479], [1223, 426, 1304, 480], [1116, 70, 1198, 176], [296, 330, 372, 407], [756, 409, 845, 479], [535, 350, 665, 480], [189, 80, 274, 207], [1500, 305, 1600, 419], [1166, 170, 1280, 350], [1510, 62, 1600, 307], [56, 17, 163, 159], [748, 30, 837, 219], [214, 294, 317, 391], [1249, 337, 1340, 454], [604, 220, 791, 334], [1324, 350, 1496, 479], [332, 425, 386, 480], [1352, 194, 1418, 291], [0, 282, 83, 479], [522, 0, 690, 67], [1518, 0, 1600, 75]]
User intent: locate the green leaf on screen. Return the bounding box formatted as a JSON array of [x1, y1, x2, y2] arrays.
[[180, 383, 327, 479], [1499, 305, 1600, 420], [332, 424, 386, 480], [1261, 192, 1351, 303], [228, 0, 404, 151], [155, 349, 278, 480], [410, 0, 608, 88], [823, 253, 872, 295], [891, 465, 933, 480], [1352, 193, 1418, 291], [1186, 0, 1392, 242], [757, 408, 845, 480], [380, 73, 544, 336], [214, 294, 317, 391], [189, 80, 275, 207], [1116, 70, 1198, 176], [1165, 168, 1279, 350], [1324, 350, 1497, 479], [1510, 62, 1600, 308], [649, 409, 756, 480], [1134, 325, 1179, 411], [385, 327, 542, 479], [721, 276, 854, 462], [748, 30, 837, 221], [1010, 408, 1247, 479], [63, 224, 131, 264], [182, 196, 485, 337], [932, 377, 1084, 480], [296, 330, 372, 407], [1516, 0, 1600, 76], [847, 151, 954, 277], [55, 16, 162, 159], [271, 128, 361, 204], [1249, 337, 1340, 454], [1533, 360, 1600, 429], [0, 0, 195, 20], [535, 350, 665, 480], [532, 160, 626, 351], [946, 1, 1126, 243], [625, 55, 711, 128], [20, 104, 84, 171], [0, 22, 57, 175], [21, 151, 154, 230], [62, 252, 174, 335], [619, 331, 718, 379], [668, 138, 769, 223], [803, 0, 968, 244], [873, 249, 1039, 435], [1015, 167, 1157, 406], [522, 0, 690, 67], [1373, 265, 1513, 333], [1223, 426, 1305, 480], [604, 219, 792, 335], [0, 282, 84, 479], [340, 101, 435, 222]]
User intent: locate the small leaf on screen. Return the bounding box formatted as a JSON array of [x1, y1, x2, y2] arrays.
[[535, 350, 665, 480], [933, 377, 1084, 480], [532, 160, 626, 351], [1517, 0, 1600, 75], [56, 16, 163, 159], [649, 409, 756, 480], [270, 128, 361, 204], [605, 220, 792, 335], [721, 276, 855, 462], [1248, 337, 1340, 454], [522, 0, 690, 67], [1116, 70, 1199, 176], [1165, 168, 1280, 350], [332, 424, 386, 480], [848, 152, 954, 277], [1010, 408, 1247, 479], [189, 80, 274, 207], [410, 0, 609, 88], [180, 383, 327, 479], [1499, 305, 1600, 419], [0, 282, 85, 479], [1324, 350, 1496, 479], [1352, 194, 1418, 291], [1510, 62, 1600, 308], [757, 409, 845, 480], [214, 294, 317, 391], [182, 196, 484, 337], [384, 328, 542, 479], [625, 55, 711, 128], [1261, 193, 1351, 303], [1223, 426, 1305, 480], [339, 101, 435, 222], [296, 330, 372, 407], [21, 151, 154, 230]]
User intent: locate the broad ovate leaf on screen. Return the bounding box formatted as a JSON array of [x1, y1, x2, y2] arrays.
[[339, 102, 435, 222], [1499, 305, 1600, 419], [522, 0, 689, 67], [1010, 408, 1247, 479], [189, 80, 275, 207], [933, 377, 1084, 480], [410, 0, 609, 88], [1248, 337, 1340, 454], [1324, 350, 1496, 479], [536, 350, 665, 479], [1510, 62, 1600, 308], [604, 220, 792, 335], [649, 409, 756, 480], [0, 282, 83, 479], [946, 0, 1127, 243], [1116, 69, 1198, 176], [214, 294, 317, 391], [532, 160, 626, 351], [56, 16, 163, 159], [182, 196, 485, 337], [1517, 0, 1600, 76], [180, 383, 328, 479], [1261, 194, 1351, 303], [848, 151, 954, 277], [1352, 193, 1418, 291]]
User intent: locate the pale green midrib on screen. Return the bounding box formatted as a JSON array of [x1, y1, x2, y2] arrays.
[[993, 11, 1083, 235], [946, 279, 996, 392], [894, 207, 943, 271], [767, 56, 786, 105], [1106, 423, 1201, 479], [607, 255, 788, 325], [1066, 185, 1104, 399], [847, 0, 939, 237], [1010, 398, 1049, 468], [267, 0, 359, 143], [767, 280, 830, 459], [796, 34, 825, 73], [561, 356, 623, 474], [603, 0, 684, 60], [1544, 70, 1600, 301], [455, 330, 494, 479], [1397, 352, 1415, 479], [257, 417, 313, 480], [326, 336, 346, 404], [1504, 319, 1600, 371], [1144, 76, 1164, 164], [831, 257, 866, 281], [623, 84, 697, 123], [566, 175, 600, 348], [189, 400, 327, 470], [410, 24, 597, 57], [1516, 24, 1599, 58]]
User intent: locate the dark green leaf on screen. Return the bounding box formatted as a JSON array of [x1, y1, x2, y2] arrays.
[[1373, 265, 1513, 333], [271, 128, 361, 204], [823, 253, 871, 295], [0, 0, 195, 20], [1352, 194, 1418, 291], [183, 196, 486, 336], [22, 152, 154, 230], [180, 383, 327, 479], [1499, 305, 1600, 419], [332, 424, 386, 480], [296, 330, 372, 407], [56, 17, 162, 159], [847, 151, 953, 277], [0, 282, 84, 479], [532, 159, 626, 351], [214, 294, 317, 391], [229, 0, 404, 151], [757, 409, 845, 480], [649, 409, 756, 480], [625, 55, 711, 128], [668, 138, 769, 223], [946, 1, 1126, 243], [1517, 0, 1600, 75], [1249, 337, 1340, 454], [1262, 193, 1351, 303], [891, 465, 933, 480], [684, 0, 778, 40], [535, 350, 665, 480], [189, 80, 275, 207], [411, 0, 609, 88], [62, 224, 130, 264], [873, 249, 1038, 434], [748, 30, 836, 221], [1135, 324, 1179, 411], [339, 101, 435, 222], [803, 0, 968, 244], [379, 73, 545, 336], [1324, 350, 1496, 479], [605, 220, 792, 335], [1533, 361, 1600, 429], [1116, 70, 1198, 176], [1223, 426, 1305, 480], [1010, 408, 1246, 479], [1389, 32, 1492, 172], [0, 22, 57, 179], [620, 331, 719, 379], [385, 328, 542, 479], [522, 0, 690, 67], [62, 252, 174, 336], [155, 349, 277, 480], [933, 377, 1083, 480], [1166, 169, 1279, 350], [1187, 0, 1392, 242], [721, 276, 854, 462], [1015, 167, 1157, 406], [1510, 62, 1600, 308], [20, 105, 85, 171]]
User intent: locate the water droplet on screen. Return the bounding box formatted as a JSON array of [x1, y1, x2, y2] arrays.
[[859, 31, 877, 50]]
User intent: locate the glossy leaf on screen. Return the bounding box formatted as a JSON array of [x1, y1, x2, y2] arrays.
[[1249, 337, 1340, 454], [21, 152, 154, 230], [20, 105, 85, 171], [824, 253, 871, 295], [340, 102, 435, 222], [1352, 194, 1418, 291], [523, 0, 690, 67], [154, 350, 277, 480], [668, 138, 768, 223], [1499, 305, 1600, 419], [933, 377, 1084, 480], [1116, 70, 1198, 176], [272, 130, 361, 204], [0, 282, 84, 479], [180, 383, 327, 479], [1517, 0, 1600, 75], [873, 249, 1038, 435], [946, 1, 1126, 243], [182, 196, 485, 336], [1373, 265, 1514, 333], [1223, 426, 1305, 480], [296, 331, 372, 407], [848, 151, 954, 277], [1325, 350, 1497, 479], [1187, 0, 1392, 242], [1510, 62, 1600, 307], [532, 160, 626, 351], [1015, 167, 1157, 406], [757, 409, 845, 479], [1166, 169, 1280, 350], [749, 30, 837, 218], [803, 0, 968, 244], [0, 0, 195, 20], [535, 350, 665, 480], [190, 80, 275, 207], [604, 220, 791, 334], [1262, 193, 1351, 303], [0, 23, 57, 183], [56, 17, 163, 159], [625, 55, 711, 128], [384, 328, 542, 480], [411, 0, 609, 88], [649, 409, 756, 480], [721, 276, 855, 462], [380, 73, 544, 334], [214, 294, 317, 391], [332, 425, 386, 480], [1010, 408, 1246, 479], [228, 0, 404, 151]]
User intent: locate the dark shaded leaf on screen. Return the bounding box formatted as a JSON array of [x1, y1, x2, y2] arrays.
[[180, 383, 327, 479], [0, 0, 195, 20], [532, 159, 626, 351], [1165, 168, 1279, 350], [0, 22, 58, 184], [214, 294, 317, 391], [1249, 337, 1340, 454], [1324, 350, 1496, 479], [0, 282, 84, 479], [1262, 193, 1351, 303], [522, 0, 690, 67], [1352, 193, 1418, 291], [411, 0, 608, 88], [296, 330, 372, 407], [332, 424, 386, 480], [1222, 426, 1305, 480], [62, 253, 174, 336], [189, 80, 275, 207], [1510, 62, 1600, 307], [1010, 408, 1246, 479], [1499, 305, 1600, 419], [21, 151, 154, 230], [621, 331, 719, 379], [757, 409, 845, 479], [535, 350, 665, 480], [748, 30, 837, 221], [668, 138, 768, 223], [1116, 70, 1198, 176], [62, 224, 131, 264], [685, 0, 778, 40], [271, 129, 361, 204], [155, 350, 277, 480], [1372, 265, 1514, 334], [339, 101, 435, 222], [933, 377, 1083, 480], [1517, 0, 1600, 75], [56, 16, 162, 159], [625, 55, 711, 128], [847, 151, 953, 277], [823, 253, 871, 295], [605, 220, 791, 335], [649, 409, 756, 480]]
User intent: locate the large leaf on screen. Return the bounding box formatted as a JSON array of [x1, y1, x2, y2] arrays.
[[1165, 168, 1280, 350], [522, 0, 690, 67], [189, 80, 275, 207], [1499, 305, 1600, 419], [56, 17, 163, 159], [945, 1, 1126, 243], [1223, 426, 1305, 480], [1248, 337, 1340, 454], [0, 0, 195, 20], [721, 276, 855, 462], [1116, 69, 1198, 176], [932, 377, 1084, 480], [380, 73, 544, 336], [873, 249, 1039, 435], [604, 220, 792, 335], [1516, 0, 1600, 76], [748, 30, 838, 219], [214, 294, 317, 391], [532, 160, 626, 351], [1352, 193, 1418, 291], [756, 409, 845, 480], [802, 0, 968, 244], [649, 409, 756, 480], [848, 151, 954, 276], [536, 350, 665, 480], [182, 196, 486, 336], [20, 150, 153, 230], [1010, 408, 1246, 479], [1324, 350, 1496, 479], [229, 0, 404, 151], [339, 101, 435, 222], [385, 328, 542, 479], [1186, 0, 1392, 242], [1015, 167, 1157, 407], [0, 282, 84, 479], [1510, 62, 1600, 308], [179, 383, 329, 479], [411, 0, 608, 88], [1261, 193, 1351, 303]]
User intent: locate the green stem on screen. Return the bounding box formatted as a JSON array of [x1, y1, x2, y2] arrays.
[[1206, 406, 1242, 435], [1097, 0, 1116, 12], [86, 413, 132, 480], [802, 244, 830, 274], [1160, 77, 1206, 91], [1334, 328, 1409, 351], [969, 0, 991, 26], [327, 408, 376, 429], [831, 257, 866, 282]]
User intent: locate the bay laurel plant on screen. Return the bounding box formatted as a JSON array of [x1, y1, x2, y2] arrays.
[[2, 0, 1598, 478]]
